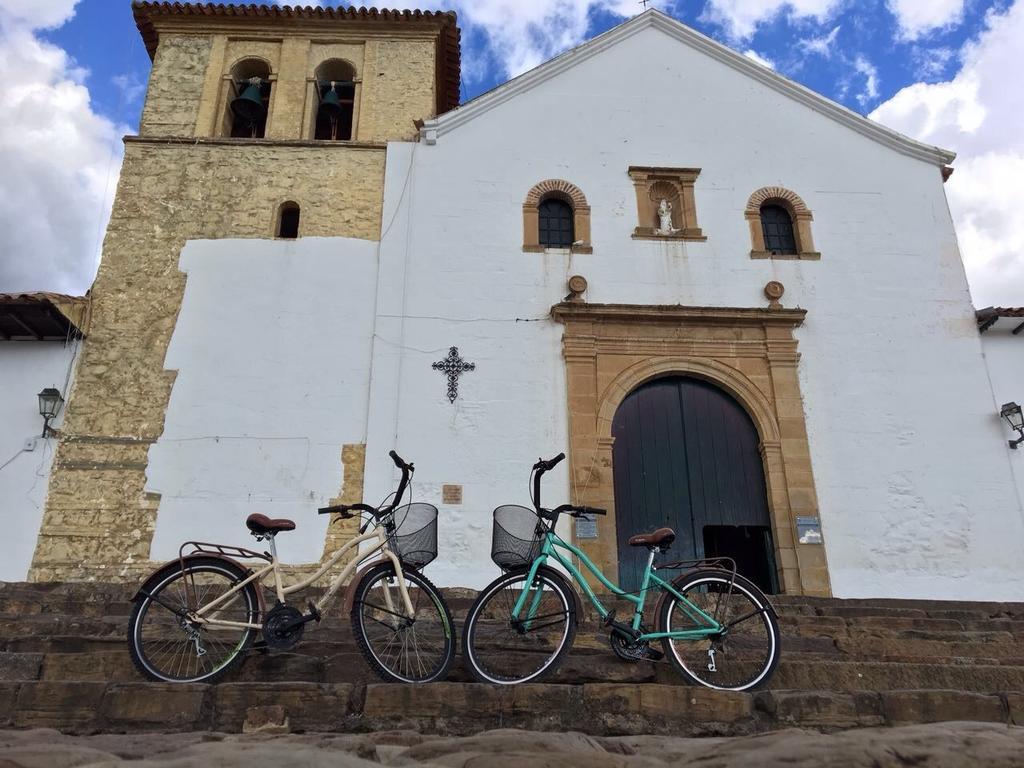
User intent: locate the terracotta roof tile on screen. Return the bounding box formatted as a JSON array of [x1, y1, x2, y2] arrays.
[[131, 2, 461, 112], [976, 307, 1024, 333], [0, 293, 89, 339]]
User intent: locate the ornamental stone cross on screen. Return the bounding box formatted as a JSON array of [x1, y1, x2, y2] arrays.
[[432, 347, 475, 403]]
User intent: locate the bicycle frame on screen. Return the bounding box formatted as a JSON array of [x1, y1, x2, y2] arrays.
[[511, 531, 723, 642], [187, 525, 415, 631]]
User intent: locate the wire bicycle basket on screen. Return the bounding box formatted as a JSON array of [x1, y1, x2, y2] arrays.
[[491, 505, 545, 569], [388, 502, 438, 569]]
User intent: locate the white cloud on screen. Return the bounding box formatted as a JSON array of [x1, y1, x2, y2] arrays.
[[870, 1, 1024, 306], [799, 24, 841, 57], [743, 49, 776, 69], [423, 0, 659, 81], [887, 0, 966, 40], [853, 54, 879, 106], [0, 2, 122, 295], [112, 72, 145, 105], [702, 0, 843, 41], [0, 0, 78, 29], [911, 45, 955, 79]]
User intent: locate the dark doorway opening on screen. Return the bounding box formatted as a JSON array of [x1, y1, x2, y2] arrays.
[[703, 524, 778, 594], [611, 375, 779, 592]]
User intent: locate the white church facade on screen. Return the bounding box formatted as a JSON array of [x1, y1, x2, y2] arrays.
[[7, 8, 1024, 599]]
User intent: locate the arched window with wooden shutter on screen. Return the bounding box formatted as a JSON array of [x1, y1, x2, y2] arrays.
[[745, 187, 820, 260], [522, 180, 592, 253]]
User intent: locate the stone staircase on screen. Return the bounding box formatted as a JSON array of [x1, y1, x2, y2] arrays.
[[1, 581, 1023, 735]]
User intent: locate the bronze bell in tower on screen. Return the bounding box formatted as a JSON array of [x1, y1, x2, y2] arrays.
[[318, 81, 343, 121], [231, 77, 266, 125]]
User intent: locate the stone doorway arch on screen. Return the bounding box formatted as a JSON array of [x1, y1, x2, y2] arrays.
[[551, 302, 831, 596]]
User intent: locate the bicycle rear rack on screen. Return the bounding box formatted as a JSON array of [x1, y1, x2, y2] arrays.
[[177, 541, 273, 611], [653, 556, 740, 592], [179, 541, 273, 564]]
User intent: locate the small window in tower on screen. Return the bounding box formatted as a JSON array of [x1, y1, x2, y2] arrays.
[[278, 202, 300, 239], [226, 59, 272, 139], [314, 59, 356, 141], [760, 204, 797, 255], [538, 198, 574, 248]]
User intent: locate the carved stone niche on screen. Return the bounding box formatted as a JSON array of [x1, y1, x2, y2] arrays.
[[628, 166, 706, 241]]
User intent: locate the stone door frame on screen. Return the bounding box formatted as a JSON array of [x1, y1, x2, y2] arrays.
[[551, 302, 831, 597]]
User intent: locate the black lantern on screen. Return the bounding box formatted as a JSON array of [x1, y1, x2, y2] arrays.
[[37, 387, 63, 437], [1000, 402, 1024, 449]]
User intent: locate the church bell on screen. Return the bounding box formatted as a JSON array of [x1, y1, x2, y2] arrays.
[[318, 82, 343, 121], [231, 78, 266, 125]]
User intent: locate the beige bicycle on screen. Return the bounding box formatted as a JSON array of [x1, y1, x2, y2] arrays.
[[127, 451, 454, 684]]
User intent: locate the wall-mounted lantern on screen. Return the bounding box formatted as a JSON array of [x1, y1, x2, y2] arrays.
[[1000, 402, 1024, 449], [37, 387, 64, 438]]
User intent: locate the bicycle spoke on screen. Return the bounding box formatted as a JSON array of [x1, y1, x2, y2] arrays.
[[131, 563, 255, 683], [465, 571, 573, 684], [661, 574, 778, 691], [353, 567, 452, 683]]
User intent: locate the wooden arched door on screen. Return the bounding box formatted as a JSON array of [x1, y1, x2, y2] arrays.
[[611, 376, 778, 593]]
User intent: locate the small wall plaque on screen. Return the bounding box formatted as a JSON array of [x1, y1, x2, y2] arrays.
[[796, 516, 823, 544], [575, 516, 598, 539], [442, 484, 463, 505]]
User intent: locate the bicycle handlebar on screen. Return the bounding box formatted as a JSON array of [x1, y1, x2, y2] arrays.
[[317, 502, 378, 518], [389, 450, 411, 471], [533, 453, 565, 472], [544, 504, 607, 520]]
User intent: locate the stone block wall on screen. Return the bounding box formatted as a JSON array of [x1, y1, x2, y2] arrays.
[[28, 139, 385, 581], [139, 35, 213, 137]]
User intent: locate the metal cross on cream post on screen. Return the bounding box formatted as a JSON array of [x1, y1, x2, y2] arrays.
[[432, 346, 476, 403]]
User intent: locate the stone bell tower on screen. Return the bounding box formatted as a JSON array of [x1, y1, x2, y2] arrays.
[[28, 2, 460, 581]]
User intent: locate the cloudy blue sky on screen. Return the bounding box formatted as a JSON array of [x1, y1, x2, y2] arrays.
[[0, 0, 1021, 305]]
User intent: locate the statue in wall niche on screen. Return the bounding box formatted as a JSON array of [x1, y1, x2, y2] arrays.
[[655, 198, 678, 235]]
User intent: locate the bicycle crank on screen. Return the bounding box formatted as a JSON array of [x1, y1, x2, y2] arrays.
[[262, 604, 305, 652], [608, 626, 665, 663]]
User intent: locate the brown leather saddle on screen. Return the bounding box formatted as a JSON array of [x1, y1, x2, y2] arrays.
[[627, 527, 676, 549], [246, 513, 296, 536]]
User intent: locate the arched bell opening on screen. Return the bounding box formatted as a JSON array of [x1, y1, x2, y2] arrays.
[[277, 201, 300, 239], [313, 59, 356, 141], [225, 58, 272, 139], [611, 375, 779, 594]]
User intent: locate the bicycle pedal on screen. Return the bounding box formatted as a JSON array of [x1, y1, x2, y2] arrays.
[[646, 647, 664, 661], [307, 601, 322, 623]]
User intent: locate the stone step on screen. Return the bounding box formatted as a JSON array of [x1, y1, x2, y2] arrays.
[[8, 640, 1024, 693], [6, 609, 1024, 648], [2, 582, 1022, 621], [7, 599, 1022, 628], [2, 680, 1021, 735]]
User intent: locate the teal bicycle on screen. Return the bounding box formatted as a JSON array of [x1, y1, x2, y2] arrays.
[[462, 453, 781, 691]]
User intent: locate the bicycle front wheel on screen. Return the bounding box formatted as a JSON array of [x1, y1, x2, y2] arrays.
[[350, 562, 455, 684], [128, 556, 259, 684], [463, 566, 576, 685], [659, 568, 780, 691]]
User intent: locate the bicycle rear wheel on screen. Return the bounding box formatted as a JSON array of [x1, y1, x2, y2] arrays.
[[462, 566, 576, 685], [350, 562, 455, 683], [128, 556, 259, 684], [658, 568, 780, 691]]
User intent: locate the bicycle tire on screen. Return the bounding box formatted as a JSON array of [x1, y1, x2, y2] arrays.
[[128, 556, 259, 684], [658, 568, 780, 691], [462, 566, 577, 685], [350, 561, 455, 684]]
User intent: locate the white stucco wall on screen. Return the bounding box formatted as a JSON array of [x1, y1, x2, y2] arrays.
[[137, 19, 1024, 598], [147, 237, 379, 564], [360, 23, 1024, 597], [981, 325, 1024, 515], [0, 340, 79, 581]]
